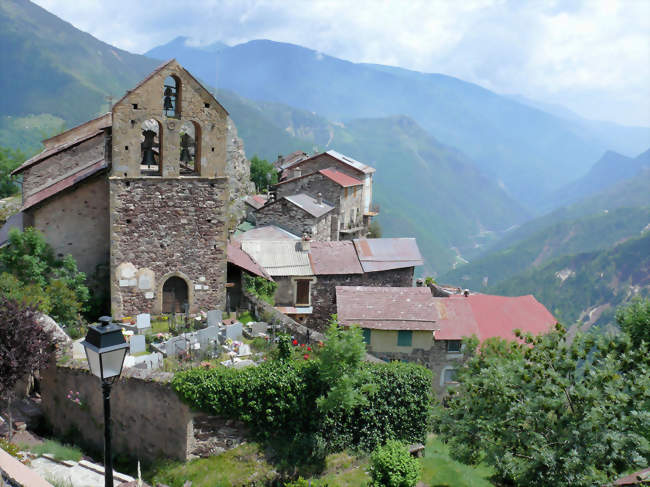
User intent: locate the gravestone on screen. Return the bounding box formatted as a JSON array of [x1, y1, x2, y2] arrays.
[[238, 343, 251, 357], [197, 325, 218, 346], [136, 313, 151, 330], [207, 310, 222, 327], [166, 336, 187, 356], [249, 322, 268, 336], [130, 334, 146, 354], [224, 321, 243, 341]]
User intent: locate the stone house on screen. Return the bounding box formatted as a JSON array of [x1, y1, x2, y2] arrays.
[[273, 168, 366, 240], [238, 236, 423, 330], [243, 194, 268, 224], [279, 150, 378, 234], [9, 60, 231, 318], [254, 193, 335, 241], [336, 286, 556, 395]]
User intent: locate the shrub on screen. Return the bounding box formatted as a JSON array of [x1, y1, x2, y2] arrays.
[[0, 438, 21, 458], [244, 273, 277, 304], [369, 440, 421, 487]]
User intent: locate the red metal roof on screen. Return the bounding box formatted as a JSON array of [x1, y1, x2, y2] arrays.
[[613, 467, 650, 485], [319, 168, 363, 187], [336, 286, 438, 330], [227, 242, 272, 280], [21, 159, 108, 211], [435, 294, 556, 341], [353, 238, 423, 272], [244, 194, 268, 210], [309, 241, 364, 275]]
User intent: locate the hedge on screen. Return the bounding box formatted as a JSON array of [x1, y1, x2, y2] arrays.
[[172, 359, 432, 453]]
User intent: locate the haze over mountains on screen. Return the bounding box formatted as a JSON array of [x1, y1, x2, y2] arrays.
[[1, 0, 648, 326]]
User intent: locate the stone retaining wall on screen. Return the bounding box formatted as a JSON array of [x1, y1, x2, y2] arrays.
[[41, 363, 246, 464]]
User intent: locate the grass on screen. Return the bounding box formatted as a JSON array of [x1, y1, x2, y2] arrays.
[[237, 311, 255, 324], [26, 439, 83, 462], [421, 436, 494, 487], [148, 436, 494, 487], [149, 319, 170, 334], [45, 475, 74, 487]]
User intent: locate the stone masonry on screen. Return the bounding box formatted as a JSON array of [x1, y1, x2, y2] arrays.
[[255, 198, 333, 241], [110, 178, 228, 317]]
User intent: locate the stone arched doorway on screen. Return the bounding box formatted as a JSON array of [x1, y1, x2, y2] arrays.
[[162, 276, 189, 313]]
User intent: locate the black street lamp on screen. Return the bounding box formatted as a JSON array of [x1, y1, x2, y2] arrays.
[[81, 316, 129, 487]]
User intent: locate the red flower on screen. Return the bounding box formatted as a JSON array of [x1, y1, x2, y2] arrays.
[[318, 341, 324, 348], [292, 339, 298, 346], [307, 346, 312, 351], [300, 343, 305, 348], [303, 353, 310, 360]]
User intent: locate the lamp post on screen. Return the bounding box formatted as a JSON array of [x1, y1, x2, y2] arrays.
[[81, 316, 129, 487]]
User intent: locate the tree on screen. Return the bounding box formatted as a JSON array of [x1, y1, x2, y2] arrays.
[[616, 297, 650, 343], [368, 219, 382, 238], [0, 297, 57, 440], [249, 155, 278, 192], [0, 228, 89, 326], [0, 147, 25, 198], [316, 318, 373, 413], [369, 440, 421, 487], [436, 325, 650, 486]]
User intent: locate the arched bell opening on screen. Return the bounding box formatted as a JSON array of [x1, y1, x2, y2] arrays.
[[162, 276, 189, 314], [179, 121, 201, 175], [163, 75, 181, 118], [140, 119, 162, 176]]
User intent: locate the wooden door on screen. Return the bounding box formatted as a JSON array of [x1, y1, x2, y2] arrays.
[[162, 276, 188, 313]]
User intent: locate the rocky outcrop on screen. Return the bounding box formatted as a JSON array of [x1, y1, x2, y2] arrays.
[[225, 118, 255, 227]]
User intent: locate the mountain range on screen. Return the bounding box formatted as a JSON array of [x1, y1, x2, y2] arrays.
[[0, 0, 648, 293]]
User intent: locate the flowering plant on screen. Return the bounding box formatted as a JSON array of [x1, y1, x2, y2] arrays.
[[66, 390, 83, 407]]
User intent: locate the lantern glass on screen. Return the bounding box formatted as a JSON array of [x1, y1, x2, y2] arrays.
[[85, 347, 102, 379], [101, 348, 128, 380]]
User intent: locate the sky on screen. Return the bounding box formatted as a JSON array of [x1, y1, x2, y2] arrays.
[[33, 0, 650, 127]]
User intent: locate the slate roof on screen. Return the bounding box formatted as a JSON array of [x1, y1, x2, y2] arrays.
[[21, 159, 108, 211], [226, 242, 272, 280], [336, 286, 438, 330], [282, 194, 335, 218], [434, 294, 556, 341], [234, 225, 300, 242], [309, 241, 364, 275], [12, 113, 111, 175], [353, 238, 423, 272], [282, 150, 375, 175], [241, 240, 312, 276]]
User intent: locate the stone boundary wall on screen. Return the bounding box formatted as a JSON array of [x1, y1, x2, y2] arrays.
[[41, 363, 246, 464]]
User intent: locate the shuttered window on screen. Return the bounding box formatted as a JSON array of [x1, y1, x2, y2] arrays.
[[362, 328, 371, 345], [397, 330, 412, 347]]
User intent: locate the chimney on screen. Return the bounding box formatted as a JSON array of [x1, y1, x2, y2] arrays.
[[316, 192, 323, 205], [295, 167, 302, 177], [416, 278, 424, 287], [463, 289, 470, 297], [300, 232, 311, 252]]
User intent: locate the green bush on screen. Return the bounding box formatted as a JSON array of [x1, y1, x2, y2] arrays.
[[0, 438, 20, 458], [369, 440, 421, 487], [244, 273, 277, 304], [173, 360, 432, 454]]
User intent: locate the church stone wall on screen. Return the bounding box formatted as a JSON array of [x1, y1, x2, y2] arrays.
[[109, 178, 228, 318]]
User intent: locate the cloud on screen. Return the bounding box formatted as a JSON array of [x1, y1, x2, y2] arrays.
[[32, 0, 650, 126]]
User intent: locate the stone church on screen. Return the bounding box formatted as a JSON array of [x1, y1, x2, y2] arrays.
[[10, 60, 231, 319]]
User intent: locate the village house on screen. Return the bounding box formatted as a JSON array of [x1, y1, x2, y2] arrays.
[[243, 194, 268, 224], [276, 150, 378, 238], [254, 193, 335, 241], [336, 286, 556, 394], [237, 232, 422, 330], [273, 167, 366, 240], [7, 60, 230, 319]]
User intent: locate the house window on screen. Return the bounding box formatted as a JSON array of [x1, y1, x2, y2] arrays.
[[362, 328, 371, 345], [397, 330, 412, 347], [443, 368, 458, 384], [344, 187, 348, 198], [446, 340, 462, 353], [295, 279, 311, 306]]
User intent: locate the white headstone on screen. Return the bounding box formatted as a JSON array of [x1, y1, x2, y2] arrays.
[[207, 310, 222, 327], [238, 343, 251, 357], [130, 335, 146, 354], [136, 313, 150, 330]]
